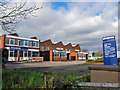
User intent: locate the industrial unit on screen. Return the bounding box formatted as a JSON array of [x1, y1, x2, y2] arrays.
[[40, 39, 88, 61], [0, 33, 88, 62]]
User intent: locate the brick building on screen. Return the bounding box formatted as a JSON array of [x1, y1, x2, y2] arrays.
[[0, 33, 88, 62], [40, 39, 88, 61], [0, 34, 43, 62]]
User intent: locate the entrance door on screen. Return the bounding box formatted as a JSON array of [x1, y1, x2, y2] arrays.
[[86, 54, 88, 60], [71, 56, 75, 60], [67, 53, 70, 60], [9, 50, 18, 62]]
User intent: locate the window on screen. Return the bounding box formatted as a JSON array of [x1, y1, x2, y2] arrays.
[[20, 51, 23, 57], [29, 41, 31, 47], [83, 54, 85, 57], [36, 42, 39, 47], [24, 51, 28, 57], [78, 53, 81, 57], [53, 52, 59, 57], [33, 41, 36, 47], [20, 40, 24, 46], [40, 46, 44, 51], [10, 38, 14, 45], [14, 50, 18, 57], [15, 39, 18, 45], [28, 51, 31, 57], [10, 50, 14, 57], [60, 52, 66, 57], [33, 52, 38, 57], [9, 50, 18, 57], [25, 40, 28, 46], [33, 41, 39, 47], [5, 38, 19, 45], [5, 37, 9, 44], [46, 47, 50, 51]]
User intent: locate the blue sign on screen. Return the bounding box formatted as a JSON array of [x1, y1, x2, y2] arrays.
[[103, 35, 118, 66], [10, 46, 28, 50]]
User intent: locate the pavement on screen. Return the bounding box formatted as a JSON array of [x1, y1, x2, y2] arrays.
[[5, 61, 104, 75]]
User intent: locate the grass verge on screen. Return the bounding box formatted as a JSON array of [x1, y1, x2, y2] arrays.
[[2, 68, 90, 89]]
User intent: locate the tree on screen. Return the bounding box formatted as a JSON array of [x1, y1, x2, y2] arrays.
[[95, 49, 103, 57], [82, 49, 89, 52], [0, 0, 42, 33], [92, 52, 95, 57]]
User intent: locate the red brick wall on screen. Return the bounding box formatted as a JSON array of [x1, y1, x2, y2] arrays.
[[69, 52, 78, 61], [40, 40, 81, 52], [53, 57, 67, 61], [0, 35, 5, 48]]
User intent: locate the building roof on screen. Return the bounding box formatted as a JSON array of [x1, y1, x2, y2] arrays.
[[41, 39, 81, 51]]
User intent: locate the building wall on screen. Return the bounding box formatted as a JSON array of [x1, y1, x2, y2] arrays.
[[40, 39, 81, 61], [2, 34, 43, 62], [0, 35, 5, 48], [1, 34, 82, 62], [53, 57, 67, 61], [69, 52, 78, 61], [40, 40, 81, 52]]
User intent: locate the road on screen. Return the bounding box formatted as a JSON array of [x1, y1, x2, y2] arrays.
[[5, 61, 104, 75]]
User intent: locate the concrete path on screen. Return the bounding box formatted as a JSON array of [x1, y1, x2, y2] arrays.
[[5, 61, 104, 75], [5, 61, 86, 69]]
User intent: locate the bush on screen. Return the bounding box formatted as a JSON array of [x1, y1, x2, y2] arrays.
[[86, 59, 103, 63], [86, 59, 94, 62], [1, 48, 8, 68], [2, 69, 90, 89]]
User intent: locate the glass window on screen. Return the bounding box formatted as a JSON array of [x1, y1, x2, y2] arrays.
[[46, 47, 50, 51], [53, 52, 59, 57], [36, 42, 39, 47], [25, 40, 28, 46], [83, 54, 85, 57], [29, 41, 31, 47], [24, 51, 28, 57], [33, 41, 36, 47], [14, 50, 18, 57], [10, 38, 14, 45], [28, 51, 31, 57], [20, 40, 24, 46], [20, 51, 23, 57], [40, 46, 44, 51], [10, 50, 14, 57], [78, 53, 81, 57], [15, 39, 18, 45], [33, 52, 38, 57], [60, 52, 66, 57], [5, 37, 9, 44]]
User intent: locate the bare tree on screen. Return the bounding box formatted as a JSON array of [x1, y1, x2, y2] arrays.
[[0, 0, 42, 33], [82, 49, 89, 52], [95, 49, 103, 57]]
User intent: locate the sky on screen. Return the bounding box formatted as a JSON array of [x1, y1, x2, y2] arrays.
[[2, 2, 119, 52]]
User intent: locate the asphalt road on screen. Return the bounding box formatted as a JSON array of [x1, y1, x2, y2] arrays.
[[5, 61, 104, 75]]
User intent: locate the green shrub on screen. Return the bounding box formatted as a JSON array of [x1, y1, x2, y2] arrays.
[[86, 59, 103, 63]]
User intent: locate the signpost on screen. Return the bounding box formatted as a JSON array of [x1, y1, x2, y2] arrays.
[[103, 35, 118, 66]]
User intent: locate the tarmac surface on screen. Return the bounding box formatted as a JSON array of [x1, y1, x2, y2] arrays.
[[5, 61, 104, 75]]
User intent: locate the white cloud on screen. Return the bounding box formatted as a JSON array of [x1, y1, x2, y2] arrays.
[[15, 2, 118, 51]]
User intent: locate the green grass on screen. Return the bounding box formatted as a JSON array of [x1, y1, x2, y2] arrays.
[[86, 59, 104, 63], [2, 68, 90, 89]]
